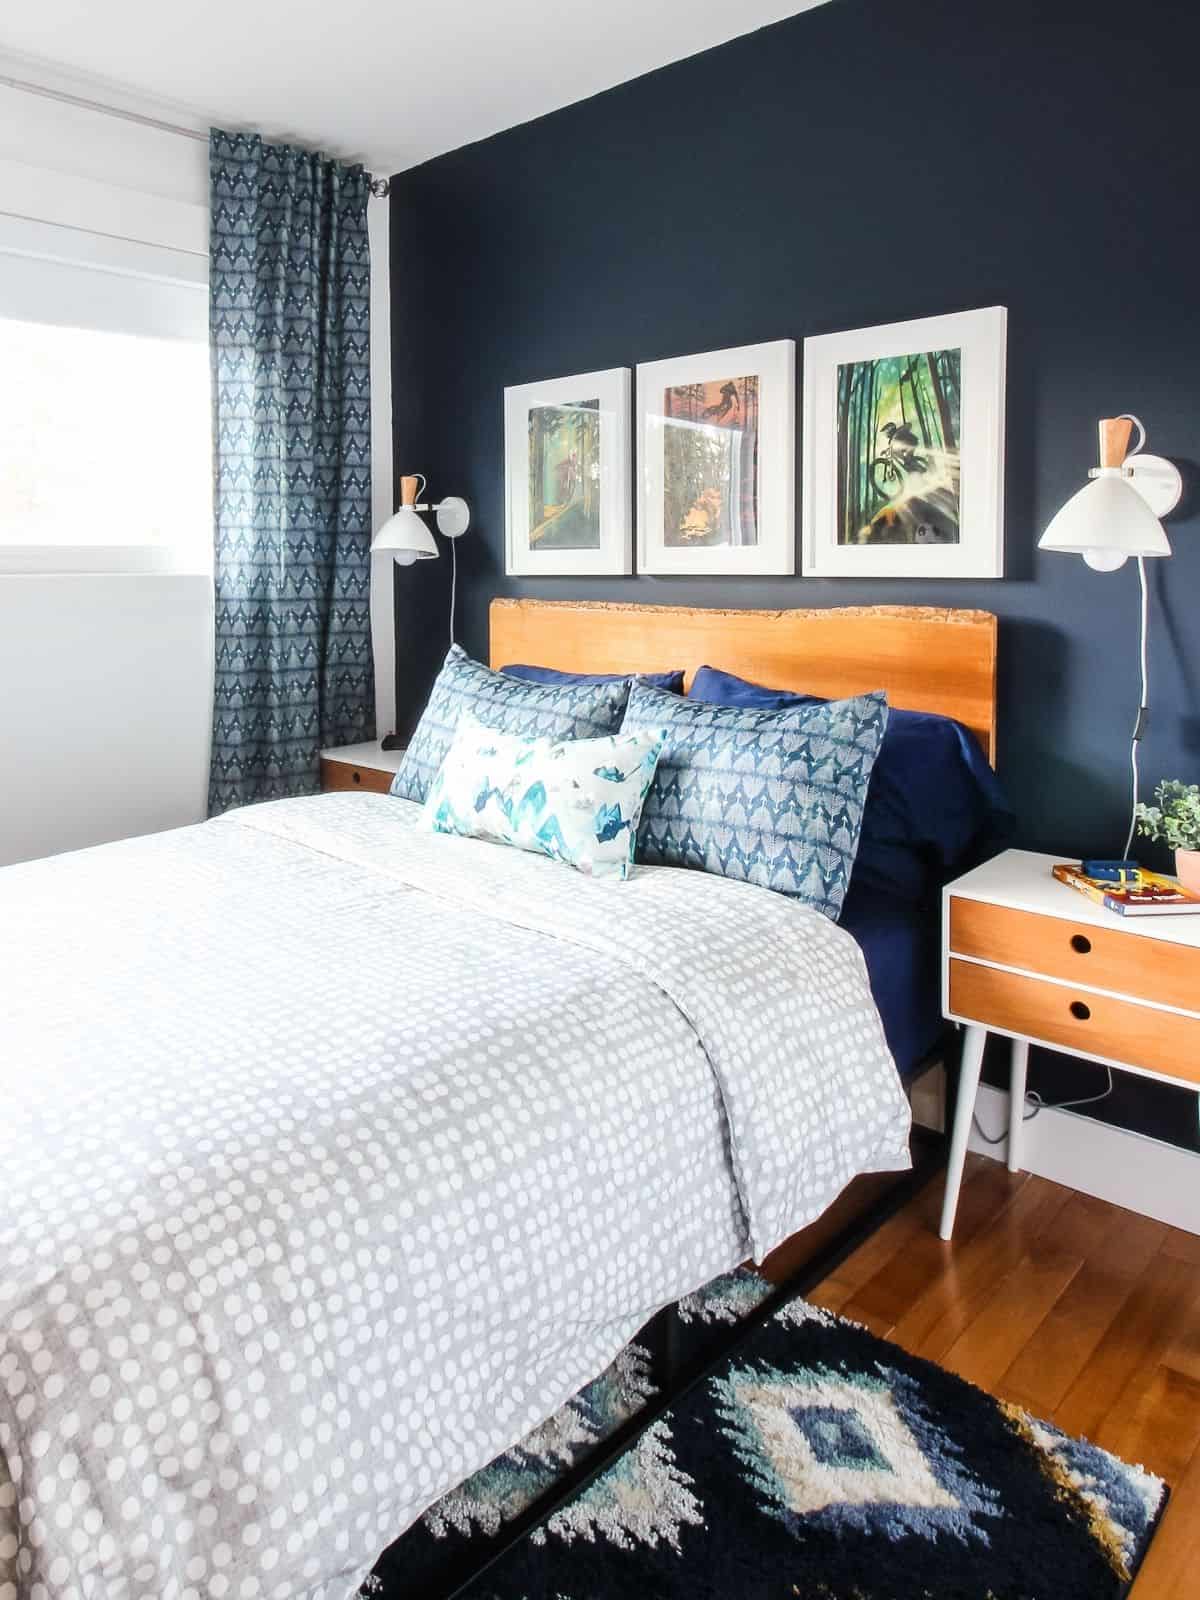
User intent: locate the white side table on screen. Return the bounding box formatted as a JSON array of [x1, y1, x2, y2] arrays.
[[940, 848, 1200, 1239]]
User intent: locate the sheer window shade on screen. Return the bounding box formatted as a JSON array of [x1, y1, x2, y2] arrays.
[[0, 218, 211, 573]]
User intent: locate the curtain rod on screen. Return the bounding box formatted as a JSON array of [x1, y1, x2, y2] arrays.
[[0, 71, 391, 195]]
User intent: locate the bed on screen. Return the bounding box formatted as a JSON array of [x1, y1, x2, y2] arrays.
[[490, 596, 1000, 1089], [0, 599, 999, 1600]]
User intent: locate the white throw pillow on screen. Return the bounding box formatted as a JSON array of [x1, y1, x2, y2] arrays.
[[421, 717, 668, 879]]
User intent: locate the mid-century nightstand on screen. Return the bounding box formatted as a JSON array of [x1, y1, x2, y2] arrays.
[[319, 741, 405, 795], [940, 847, 1200, 1239]]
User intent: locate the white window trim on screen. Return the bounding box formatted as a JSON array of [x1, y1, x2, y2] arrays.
[[0, 155, 208, 260], [0, 545, 198, 576]]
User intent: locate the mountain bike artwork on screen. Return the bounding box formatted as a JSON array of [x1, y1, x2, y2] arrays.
[[836, 346, 962, 545]]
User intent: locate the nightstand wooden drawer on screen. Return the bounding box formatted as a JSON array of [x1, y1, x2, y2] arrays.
[[948, 958, 1200, 1085], [949, 897, 1200, 1012], [320, 757, 395, 795]]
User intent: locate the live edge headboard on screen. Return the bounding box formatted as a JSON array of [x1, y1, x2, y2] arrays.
[[489, 599, 998, 765]]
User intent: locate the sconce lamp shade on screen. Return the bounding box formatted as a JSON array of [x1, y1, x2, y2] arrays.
[[1039, 474, 1172, 571], [370, 504, 438, 567], [1038, 415, 1177, 572]]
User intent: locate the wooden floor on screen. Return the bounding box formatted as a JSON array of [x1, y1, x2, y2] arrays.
[[807, 1156, 1200, 1598]]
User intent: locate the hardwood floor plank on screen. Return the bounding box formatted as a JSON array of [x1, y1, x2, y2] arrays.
[[890, 1175, 1075, 1363], [823, 1156, 1018, 1307], [806, 1274, 858, 1315], [839, 1233, 950, 1333], [1159, 1225, 1200, 1265], [1055, 1253, 1200, 1443], [1161, 1320, 1200, 1386], [927, 1153, 1029, 1237], [1130, 1434, 1200, 1599], [1097, 1364, 1200, 1489], [940, 1244, 1083, 1393], [816, 1203, 926, 1295], [838, 1160, 1031, 1335], [1046, 1191, 1167, 1263], [1000, 1259, 1147, 1418], [998, 1200, 1168, 1416]]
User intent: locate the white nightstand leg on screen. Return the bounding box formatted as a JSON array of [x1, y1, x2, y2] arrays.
[[939, 1025, 987, 1241], [1008, 1038, 1030, 1174]]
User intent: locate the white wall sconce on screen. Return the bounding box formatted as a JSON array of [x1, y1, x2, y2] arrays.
[[372, 472, 471, 642], [1039, 415, 1180, 570], [372, 474, 471, 567], [1038, 415, 1183, 856], [373, 474, 472, 751]]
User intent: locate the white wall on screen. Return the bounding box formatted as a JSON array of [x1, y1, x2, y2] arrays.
[[968, 1081, 1200, 1234], [0, 575, 214, 865]]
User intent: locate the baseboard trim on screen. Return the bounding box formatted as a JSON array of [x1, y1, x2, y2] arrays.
[[967, 1083, 1200, 1233]]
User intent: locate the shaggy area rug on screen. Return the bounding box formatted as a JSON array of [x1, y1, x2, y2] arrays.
[[454, 1299, 1177, 1600], [365, 1274, 1167, 1600]]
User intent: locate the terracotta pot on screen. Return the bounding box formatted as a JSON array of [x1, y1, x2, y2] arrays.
[[1175, 848, 1200, 896]]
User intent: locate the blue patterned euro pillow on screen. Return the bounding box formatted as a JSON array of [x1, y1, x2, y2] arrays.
[[391, 645, 632, 804], [421, 718, 668, 879], [688, 665, 1014, 905], [622, 678, 890, 918]]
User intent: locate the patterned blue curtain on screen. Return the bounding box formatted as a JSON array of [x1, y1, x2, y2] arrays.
[[208, 129, 374, 814]]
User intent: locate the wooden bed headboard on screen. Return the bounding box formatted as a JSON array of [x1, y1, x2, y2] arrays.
[[489, 598, 998, 764]]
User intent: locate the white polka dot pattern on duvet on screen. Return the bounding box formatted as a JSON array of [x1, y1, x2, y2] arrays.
[[0, 793, 908, 1600]]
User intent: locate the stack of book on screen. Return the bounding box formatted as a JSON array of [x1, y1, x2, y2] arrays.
[[1052, 862, 1200, 918]]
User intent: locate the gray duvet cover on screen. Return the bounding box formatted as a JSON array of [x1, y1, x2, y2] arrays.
[[0, 793, 909, 1599]]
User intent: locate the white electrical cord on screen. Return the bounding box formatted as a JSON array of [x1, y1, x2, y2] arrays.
[[975, 525, 1146, 1148], [449, 535, 457, 647], [976, 417, 1158, 1150], [1122, 554, 1150, 860]]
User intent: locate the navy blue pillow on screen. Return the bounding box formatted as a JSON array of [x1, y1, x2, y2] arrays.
[[688, 665, 1013, 906], [502, 663, 685, 694]]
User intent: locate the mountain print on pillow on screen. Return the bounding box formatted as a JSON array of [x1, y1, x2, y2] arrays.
[[421, 718, 668, 878]]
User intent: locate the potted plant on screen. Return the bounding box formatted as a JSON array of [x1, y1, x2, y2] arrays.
[[1134, 780, 1200, 893]]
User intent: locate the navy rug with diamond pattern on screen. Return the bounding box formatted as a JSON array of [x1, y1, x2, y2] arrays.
[[371, 1279, 1167, 1600]]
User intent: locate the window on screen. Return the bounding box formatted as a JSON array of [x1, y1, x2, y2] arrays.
[[0, 237, 211, 574]]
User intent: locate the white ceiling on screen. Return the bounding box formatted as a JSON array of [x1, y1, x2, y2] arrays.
[[0, 0, 831, 176]]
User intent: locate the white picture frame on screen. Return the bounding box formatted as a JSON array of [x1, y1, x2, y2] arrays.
[[637, 340, 796, 576], [802, 306, 1007, 579], [504, 368, 631, 577]]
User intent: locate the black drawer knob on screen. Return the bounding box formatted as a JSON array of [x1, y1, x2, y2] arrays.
[[1069, 1000, 1091, 1021], [352, 770, 361, 784], [1070, 933, 1092, 954]]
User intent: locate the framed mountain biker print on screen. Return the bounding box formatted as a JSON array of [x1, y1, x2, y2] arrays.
[[637, 340, 796, 574], [802, 307, 1007, 578], [505, 367, 632, 576]]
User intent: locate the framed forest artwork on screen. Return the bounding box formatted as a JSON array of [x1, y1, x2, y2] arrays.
[[505, 368, 632, 576], [802, 307, 1007, 578], [637, 340, 796, 575]]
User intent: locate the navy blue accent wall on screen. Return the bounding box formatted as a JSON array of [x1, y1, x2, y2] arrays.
[[390, 0, 1200, 1145]]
